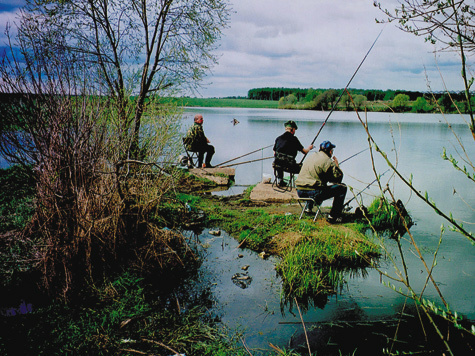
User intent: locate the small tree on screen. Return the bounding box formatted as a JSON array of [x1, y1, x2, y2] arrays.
[[438, 93, 456, 113], [278, 93, 298, 108], [392, 93, 410, 112], [412, 96, 432, 113], [325, 89, 338, 109], [29, 0, 231, 159], [353, 94, 367, 110], [0, 9, 192, 300]]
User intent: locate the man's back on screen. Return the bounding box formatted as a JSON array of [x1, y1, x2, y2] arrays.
[[274, 131, 303, 158], [296, 151, 342, 188], [184, 123, 206, 151]]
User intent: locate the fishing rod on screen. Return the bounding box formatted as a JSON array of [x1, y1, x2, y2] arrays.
[[299, 27, 385, 165], [215, 25, 384, 170], [215, 144, 273, 167], [339, 147, 369, 165], [219, 156, 273, 168], [343, 169, 390, 208], [218, 147, 368, 169]]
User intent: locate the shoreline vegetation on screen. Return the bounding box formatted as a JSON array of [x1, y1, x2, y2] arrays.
[[0, 92, 470, 355], [162, 86, 474, 114], [0, 164, 390, 355]]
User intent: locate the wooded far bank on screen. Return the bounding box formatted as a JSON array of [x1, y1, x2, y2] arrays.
[[174, 87, 475, 114]]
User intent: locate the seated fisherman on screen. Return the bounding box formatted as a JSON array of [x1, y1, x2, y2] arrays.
[[273, 120, 313, 187], [295, 140, 347, 222], [184, 114, 215, 168]]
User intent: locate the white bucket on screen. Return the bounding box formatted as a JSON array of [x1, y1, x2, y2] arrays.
[[262, 173, 272, 184]]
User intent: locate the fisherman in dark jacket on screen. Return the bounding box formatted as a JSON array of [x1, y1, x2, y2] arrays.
[[184, 114, 215, 168], [273, 120, 313, 187]]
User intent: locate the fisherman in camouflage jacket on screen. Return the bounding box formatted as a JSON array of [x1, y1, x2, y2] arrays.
[[184, 114, 215, 168]]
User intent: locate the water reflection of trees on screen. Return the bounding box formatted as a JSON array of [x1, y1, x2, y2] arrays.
[[280, 266, 369, 315]]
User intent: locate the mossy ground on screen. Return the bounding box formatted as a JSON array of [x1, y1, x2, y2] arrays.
[[183, 186, 380, 301]]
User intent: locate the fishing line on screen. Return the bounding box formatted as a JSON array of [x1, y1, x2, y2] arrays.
[[214, 27, 384, 169], [343, 169, 390, 207], [218, 146, 368, 169], [219, 156, 274, 168], [339, 147, 370, 165], [215, 145, 273, 167], [299, 26, 385, 164]]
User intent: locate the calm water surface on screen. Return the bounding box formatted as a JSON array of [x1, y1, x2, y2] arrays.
[[183, 107, 475, 353]]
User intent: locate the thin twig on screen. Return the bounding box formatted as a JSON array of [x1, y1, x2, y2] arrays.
[[142, 339, 181, 355], [294, 297, 312, 356], [240, 337, 254, 356]]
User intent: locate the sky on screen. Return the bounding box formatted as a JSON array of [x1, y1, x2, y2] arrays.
[[0, 0, 467, 98]]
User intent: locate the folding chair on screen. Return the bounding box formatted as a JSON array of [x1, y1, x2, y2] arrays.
[[272, 152, 300, 192], [272, 168, 296, 192], [297, 197, 321, 222], [182, 138, 200, 168]]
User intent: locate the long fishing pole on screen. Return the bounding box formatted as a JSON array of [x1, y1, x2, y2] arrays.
[[343, 169, 390, 207], [215, 144, 273, 167], [219, 147, 368, 169], [339, 147, 369, 165], [299, 27, 385, 164], [219, 156, 274, 168], [216, 28, 383, 169]]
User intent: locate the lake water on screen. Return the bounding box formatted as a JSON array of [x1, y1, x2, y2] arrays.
[[182, 107, 475, 354]]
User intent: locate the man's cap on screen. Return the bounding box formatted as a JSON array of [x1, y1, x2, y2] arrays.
[[320, 140, 336, 151], [284, 120, 298, 129]]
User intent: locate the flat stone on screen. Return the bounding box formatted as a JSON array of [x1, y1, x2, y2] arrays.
[[189, 167, 235, 186], [250, 182, 298, 202]]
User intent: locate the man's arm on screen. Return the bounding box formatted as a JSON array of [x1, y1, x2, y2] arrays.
[[301, 144, 314, 154]]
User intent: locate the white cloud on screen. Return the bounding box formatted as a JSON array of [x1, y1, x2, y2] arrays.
[[197, 0, 468, 97], [0, 0, 468, 97]]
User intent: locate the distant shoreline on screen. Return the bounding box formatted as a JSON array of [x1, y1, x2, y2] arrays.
[[164, 97, 395, 112]]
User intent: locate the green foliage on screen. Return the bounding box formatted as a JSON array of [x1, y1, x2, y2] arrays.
[[392, 94, 410, 111], [352, 94, 368, 110], [276, 224, 377, 300], [438, 93, 455, 113], [248, 87, 308, 101], [163, 97, 279, 108], [0, 165, 35, 232], [278, 93, 298, 108], [383, 90, 396, 101], [204, 206, 295, 250], [412, 96, 432, 113], [364, 197, 413, 236], [0, 273, 247, 355]]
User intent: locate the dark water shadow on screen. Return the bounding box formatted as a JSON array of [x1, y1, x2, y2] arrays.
[[288, 300, 475, 356]]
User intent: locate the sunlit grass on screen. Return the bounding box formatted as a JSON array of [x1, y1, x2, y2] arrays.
[[159, 96, 279, 109], [192, 194, 379, 298]]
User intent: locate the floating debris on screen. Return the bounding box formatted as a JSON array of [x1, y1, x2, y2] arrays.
[[231, 273, 252, 289], [259, 251, 268, 259], [241, 265, 250, 271]]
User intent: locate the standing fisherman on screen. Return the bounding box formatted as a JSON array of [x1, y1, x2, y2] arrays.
[[273, 120, 313, 187], [184, 114, 215, 168], [295, 140, 347, 223]]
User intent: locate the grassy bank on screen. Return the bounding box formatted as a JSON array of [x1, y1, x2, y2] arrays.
[[180, 186, 380, 301], [160, 96, 279, 109], [0, 167, 380, 355]]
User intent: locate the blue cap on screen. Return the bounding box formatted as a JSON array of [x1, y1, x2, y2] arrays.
[[320, 141, 336, 151]]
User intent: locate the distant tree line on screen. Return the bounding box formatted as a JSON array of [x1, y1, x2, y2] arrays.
[[247, 87, 474, 114]]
